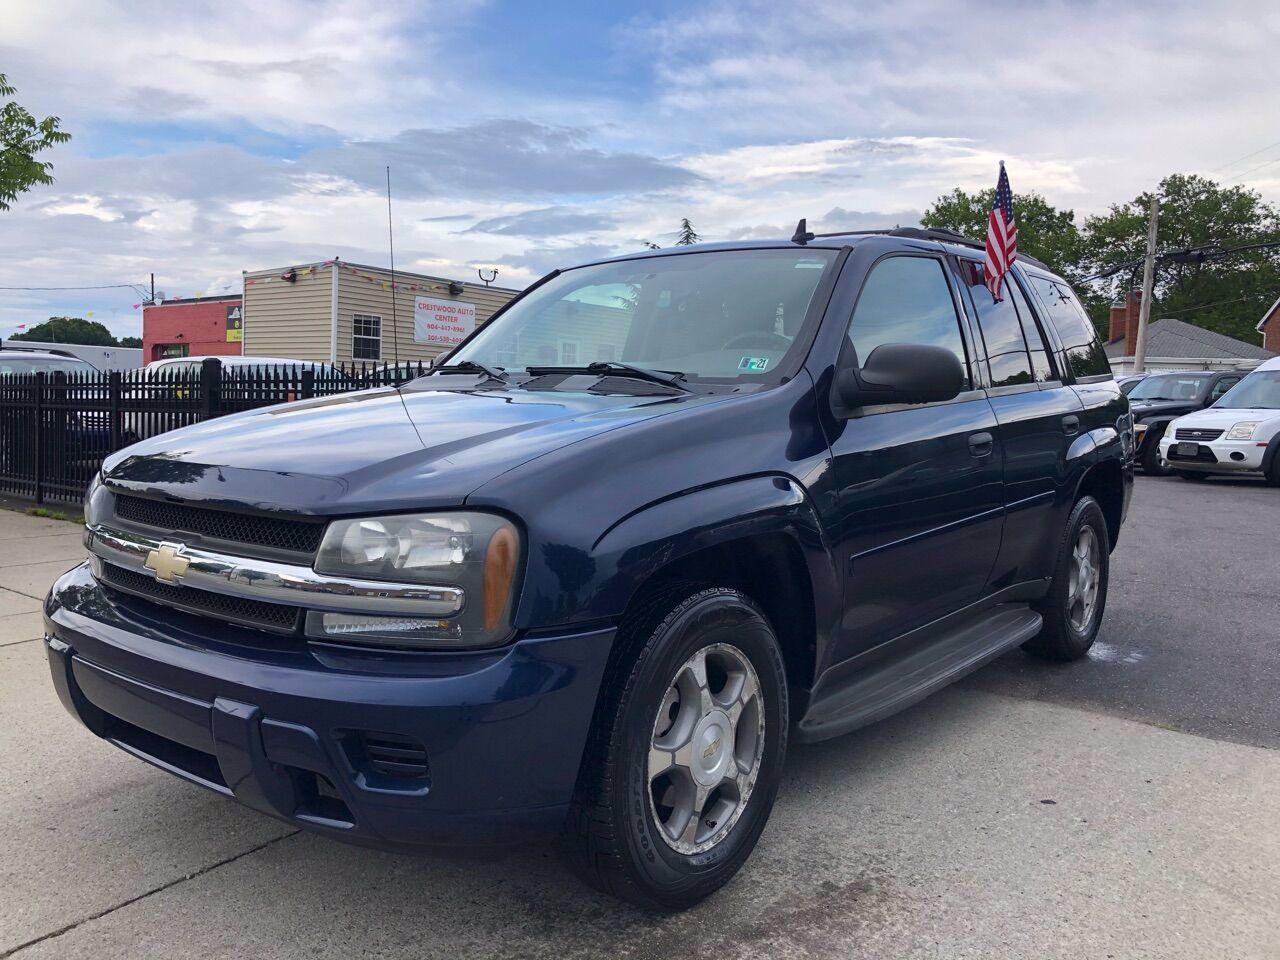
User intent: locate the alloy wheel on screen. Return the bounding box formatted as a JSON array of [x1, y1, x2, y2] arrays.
[[647, 642, 765, 855], [1067, 525, 1100, 632]]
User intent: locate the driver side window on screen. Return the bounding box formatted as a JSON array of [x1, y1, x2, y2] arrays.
[[848, 256, 970, 388], [1210, 377, 1239, 402]]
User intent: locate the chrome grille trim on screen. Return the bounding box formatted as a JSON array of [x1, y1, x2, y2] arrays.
[[85, 523, 464, 617], [1174, 428, 1223, 441]]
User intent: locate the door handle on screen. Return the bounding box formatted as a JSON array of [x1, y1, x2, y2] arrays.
[[968, 431, 994, 456], [1062, 415, 1080, 436]]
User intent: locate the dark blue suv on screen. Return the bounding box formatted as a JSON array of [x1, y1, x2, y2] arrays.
[[45, 228, 1132, 910]]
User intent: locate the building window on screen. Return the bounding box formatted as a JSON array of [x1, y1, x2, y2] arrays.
[[353, 314, 382, 360], [156, 343, 189, 360], [560, 340, 579, 364]]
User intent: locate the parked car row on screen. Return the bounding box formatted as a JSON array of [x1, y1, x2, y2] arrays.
[[1127, 370, 1247, 475], [1158, 356, 1280, 484]]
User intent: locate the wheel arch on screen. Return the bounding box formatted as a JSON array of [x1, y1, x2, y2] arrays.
[[588, 475, 838, 705], [1074, 457, 1125, 550]]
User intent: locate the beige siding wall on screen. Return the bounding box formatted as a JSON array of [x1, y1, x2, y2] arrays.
[[334, 267, 517, 365], [242, 264, 334, 362], [242, 261, 519, 365]]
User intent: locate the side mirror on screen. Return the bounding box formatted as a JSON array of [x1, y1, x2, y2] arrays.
[[835, 343, 965, 410]]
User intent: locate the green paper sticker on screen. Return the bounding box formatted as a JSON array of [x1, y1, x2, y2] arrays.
[[738, 356, 770, 372]]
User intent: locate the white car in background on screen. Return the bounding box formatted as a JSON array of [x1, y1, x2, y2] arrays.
[[1159, 356, 1280, 485], [122, 355, 351, 442]]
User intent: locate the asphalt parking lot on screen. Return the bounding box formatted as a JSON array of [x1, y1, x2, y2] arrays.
[[2, 475, 1277, 959]]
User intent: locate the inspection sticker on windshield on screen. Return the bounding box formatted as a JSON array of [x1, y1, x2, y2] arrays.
[[739, 357, 770, 372]]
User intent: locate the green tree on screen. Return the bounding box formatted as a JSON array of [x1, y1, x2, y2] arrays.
[[11, 316, 117, 346], [118, 336, 142, 349], [1080, 174, 1280, 344], [921, 188, 1084, 280], [0, 72, 72, 211], [675, 218, 701, 245]]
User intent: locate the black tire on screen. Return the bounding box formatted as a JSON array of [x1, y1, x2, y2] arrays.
[[1140, 435, 1169, 475], [1266, 453, 1280, 488], [561, 587, 788, 912], [1024, 496, 1110, 661], [1174, 470, 1209, 482]]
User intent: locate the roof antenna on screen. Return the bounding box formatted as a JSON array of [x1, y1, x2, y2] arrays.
[[791, 217, 815, 245], [386, 165, 400, 365]]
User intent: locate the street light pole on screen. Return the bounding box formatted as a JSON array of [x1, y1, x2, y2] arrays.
[[1133, 195, 1159, 373]]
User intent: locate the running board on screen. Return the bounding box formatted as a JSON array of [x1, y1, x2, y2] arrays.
[[796, 605, 1043, 743]]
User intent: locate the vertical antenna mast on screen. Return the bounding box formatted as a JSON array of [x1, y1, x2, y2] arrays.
[[386, 165, 401, 365]]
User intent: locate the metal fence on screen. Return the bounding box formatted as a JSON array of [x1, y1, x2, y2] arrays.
[[0, 358, 430, 504]]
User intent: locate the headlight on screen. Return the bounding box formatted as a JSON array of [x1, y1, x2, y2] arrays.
[[83, 473, 107, 526], [311, 512, 520, 649], [1226, 422, 1258, 440]]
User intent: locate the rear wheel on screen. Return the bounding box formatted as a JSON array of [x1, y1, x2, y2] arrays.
[[1024, 496, 1110, 661], [562, 587, 788, 911]]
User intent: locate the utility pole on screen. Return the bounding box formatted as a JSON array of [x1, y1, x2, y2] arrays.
[[1132, 195, 1159, 373]]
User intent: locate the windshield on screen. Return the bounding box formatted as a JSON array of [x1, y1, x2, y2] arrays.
[[1213, 371, 1280, 409], [0, 355, 97, 375], [1127, 374, 1207, 401], [451, 249, 838, 381]]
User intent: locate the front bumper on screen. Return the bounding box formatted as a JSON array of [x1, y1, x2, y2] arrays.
[[1158, 435, 1267, 473], [44, 562, 613, 850]]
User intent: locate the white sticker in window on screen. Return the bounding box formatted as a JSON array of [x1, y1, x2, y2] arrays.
[[739, 356, 769, 372]]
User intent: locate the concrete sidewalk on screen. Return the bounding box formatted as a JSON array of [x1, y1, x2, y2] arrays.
[[0, 509, 85, 649], [2, 506, 1277, 959]]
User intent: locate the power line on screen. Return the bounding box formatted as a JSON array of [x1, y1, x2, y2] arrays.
[[0, 283, 148, 292], [1221, 155, 1280, 186], [1208, 138, 1280, 175], [1158, 295, 1252, 316]]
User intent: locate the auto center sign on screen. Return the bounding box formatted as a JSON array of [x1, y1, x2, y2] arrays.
[[414, 296, 476, 346]]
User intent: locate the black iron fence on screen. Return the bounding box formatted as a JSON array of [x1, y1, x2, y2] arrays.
[[0, 358, 430, 504]]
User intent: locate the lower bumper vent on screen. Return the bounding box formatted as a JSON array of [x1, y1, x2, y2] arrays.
[[361, 732, 430, 780]]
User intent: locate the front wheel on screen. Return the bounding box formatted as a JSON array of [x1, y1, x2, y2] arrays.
[[561, 588, 788, 911], [1024, 496, 1110, 661], [1140, 437, 1170, 475]]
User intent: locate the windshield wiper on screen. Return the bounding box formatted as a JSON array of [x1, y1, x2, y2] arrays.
[[429, 360, 508, 382], [524, 361, 692, 392]]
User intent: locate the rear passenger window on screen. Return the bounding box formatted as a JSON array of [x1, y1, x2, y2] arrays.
[[1005, 278, 1056, 383], [1030, 276, 1110, 379], [849, 256, 969, 388], [957, 260, 1032, 388]]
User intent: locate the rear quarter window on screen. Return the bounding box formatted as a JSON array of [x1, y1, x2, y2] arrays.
[[1028, 275, 1110, 380]]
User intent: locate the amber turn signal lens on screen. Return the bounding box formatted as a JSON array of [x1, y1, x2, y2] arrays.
[[483, 525, 518, 631]]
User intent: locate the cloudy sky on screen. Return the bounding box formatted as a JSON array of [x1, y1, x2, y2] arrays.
[[2, 0, 1278, 339]]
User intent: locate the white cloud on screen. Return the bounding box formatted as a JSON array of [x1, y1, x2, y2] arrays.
[[2, 0, 1278, 338]]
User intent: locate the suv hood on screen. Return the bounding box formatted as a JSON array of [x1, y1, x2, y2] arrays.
[[1129, 398, 1198, 419], [1169, 406, 1280, 430], [102, 384, 711, 514]]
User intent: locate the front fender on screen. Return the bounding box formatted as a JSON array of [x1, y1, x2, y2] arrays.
[[578, 475, 839, 630]]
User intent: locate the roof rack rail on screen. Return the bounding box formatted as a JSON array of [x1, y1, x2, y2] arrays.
[[810, 226, 984, 249], [888, 227, 985, 248], [808, 226, 1055, 272]]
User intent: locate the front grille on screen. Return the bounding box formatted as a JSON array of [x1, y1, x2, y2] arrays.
[[100, 562, 302, 634], [361, 732, 430, 780], [114, 494, 324, 555], [1175, 428, 1223, 441]]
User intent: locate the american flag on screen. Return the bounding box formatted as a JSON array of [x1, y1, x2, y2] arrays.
[[985, 162, 1017, 300]]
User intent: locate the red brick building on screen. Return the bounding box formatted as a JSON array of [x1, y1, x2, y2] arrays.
[[142, 295, 243, 363]]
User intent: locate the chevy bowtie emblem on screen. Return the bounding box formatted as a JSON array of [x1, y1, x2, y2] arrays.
[[703, 737, 722, 760], [144, 543, 190, 584]]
